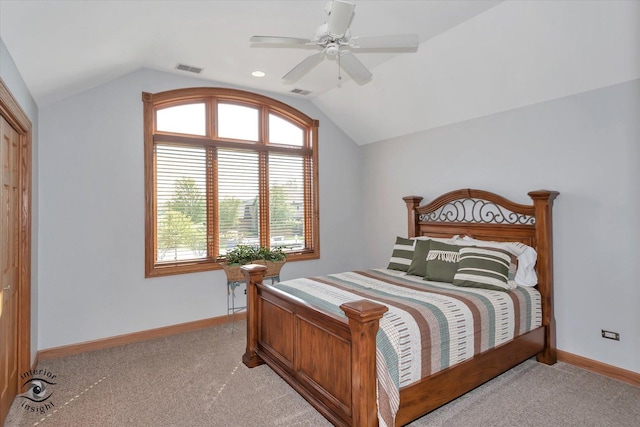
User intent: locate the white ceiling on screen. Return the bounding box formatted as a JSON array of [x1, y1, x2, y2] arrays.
[[1, 1, 639, 145]]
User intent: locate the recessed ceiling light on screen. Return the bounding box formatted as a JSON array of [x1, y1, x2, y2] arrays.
[[252, 70, 266, 78]]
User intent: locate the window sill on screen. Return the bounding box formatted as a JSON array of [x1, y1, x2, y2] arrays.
[[145, 251, 318, 278]]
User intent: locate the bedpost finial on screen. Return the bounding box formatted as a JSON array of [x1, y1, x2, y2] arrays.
[[528, 190, 559, 203], [403, 195, 423, 206]]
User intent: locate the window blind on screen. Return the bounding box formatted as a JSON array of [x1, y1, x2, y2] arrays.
[[155, 144, 207, 262]]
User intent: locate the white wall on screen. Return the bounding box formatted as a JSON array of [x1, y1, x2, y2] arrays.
[[37, 68, 364, 350], [0, 37, 39, 363], [361, 79, 640, 374]]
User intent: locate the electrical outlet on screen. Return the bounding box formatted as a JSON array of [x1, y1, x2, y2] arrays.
[[601, 329, 620, 341]]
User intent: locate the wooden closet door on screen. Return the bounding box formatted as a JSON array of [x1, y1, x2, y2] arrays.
[[0, 114, 19, 421]]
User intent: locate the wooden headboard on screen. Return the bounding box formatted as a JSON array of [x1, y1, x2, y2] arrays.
[[403, 189, 559, 364]]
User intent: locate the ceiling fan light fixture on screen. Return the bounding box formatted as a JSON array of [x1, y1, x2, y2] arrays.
[[326, 43, 340, 56]]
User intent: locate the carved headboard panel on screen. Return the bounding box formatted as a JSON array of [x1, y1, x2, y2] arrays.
[[403, 189, 545, 247]]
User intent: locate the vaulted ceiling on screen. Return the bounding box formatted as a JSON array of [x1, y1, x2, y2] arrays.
[[1, 1, 638, 145]]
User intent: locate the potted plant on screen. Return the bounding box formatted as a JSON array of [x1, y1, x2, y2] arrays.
[[220, 245, 286, 282], [258, 246, 287, 279]]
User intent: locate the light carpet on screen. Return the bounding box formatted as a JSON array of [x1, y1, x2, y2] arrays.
[[5, 322, 639, 426]]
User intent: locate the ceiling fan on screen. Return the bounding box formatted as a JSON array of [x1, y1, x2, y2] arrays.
[[250, 0, 419, 85]]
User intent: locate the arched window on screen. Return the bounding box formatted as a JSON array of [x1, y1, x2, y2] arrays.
[[143, 88, 319, 277]]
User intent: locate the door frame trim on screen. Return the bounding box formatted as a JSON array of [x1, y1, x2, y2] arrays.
[[0, 78, 32, 394]]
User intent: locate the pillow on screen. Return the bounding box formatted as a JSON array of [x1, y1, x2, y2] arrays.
[[387, 236, 416, 272], [452, 246, 515, 292], [413, 234, 461, 242], [406, 239, 431, 277], [456, 236, 538, 287], [424, 241, 461, 283]]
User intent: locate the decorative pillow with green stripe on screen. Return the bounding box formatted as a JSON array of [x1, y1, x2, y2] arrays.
[[387, 236, 416, 272], [424, 241, 461, 283], [452, 246, 515, 292], [406, 239, 432, 277]]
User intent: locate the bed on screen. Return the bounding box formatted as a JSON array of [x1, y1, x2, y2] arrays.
[[241, 188, 559, 427]]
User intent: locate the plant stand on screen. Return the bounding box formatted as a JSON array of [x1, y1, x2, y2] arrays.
[[223, 261, 286, 332]]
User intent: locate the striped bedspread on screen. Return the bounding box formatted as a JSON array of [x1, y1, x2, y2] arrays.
[[272, 268, 542, 427]]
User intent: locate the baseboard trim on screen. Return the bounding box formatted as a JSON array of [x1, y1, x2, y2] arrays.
[[37, 313, 246, 361], [557, 350, 640, 387], [35, 317, 640, 389]]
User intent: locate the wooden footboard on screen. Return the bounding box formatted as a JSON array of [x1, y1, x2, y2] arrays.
[[242, 264, 387, 427]]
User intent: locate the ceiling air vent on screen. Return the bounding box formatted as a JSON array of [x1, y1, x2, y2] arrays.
[[176, 64, 203, 74], [290, 88, 311, 95]]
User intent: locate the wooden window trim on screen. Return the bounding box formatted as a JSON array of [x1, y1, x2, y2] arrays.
[[143, 88, 319, 278]]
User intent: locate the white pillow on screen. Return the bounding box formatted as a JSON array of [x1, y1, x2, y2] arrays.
[[412, 235, 460, 243], [454, 236, 538, 287]]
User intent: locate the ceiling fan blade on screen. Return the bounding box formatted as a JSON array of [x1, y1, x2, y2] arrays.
[[327, 0, 355, 38], [349, 34, 420, 49], [250, 36, 312, 45], [339, 51, 372, 84], [283, 52, 325, 82]]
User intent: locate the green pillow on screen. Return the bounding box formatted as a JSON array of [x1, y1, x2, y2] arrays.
[[425, 241, 461, 283], [387, 236, 416, 272], [406, 239, 431, 277], [453, 246, 513, 292]]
